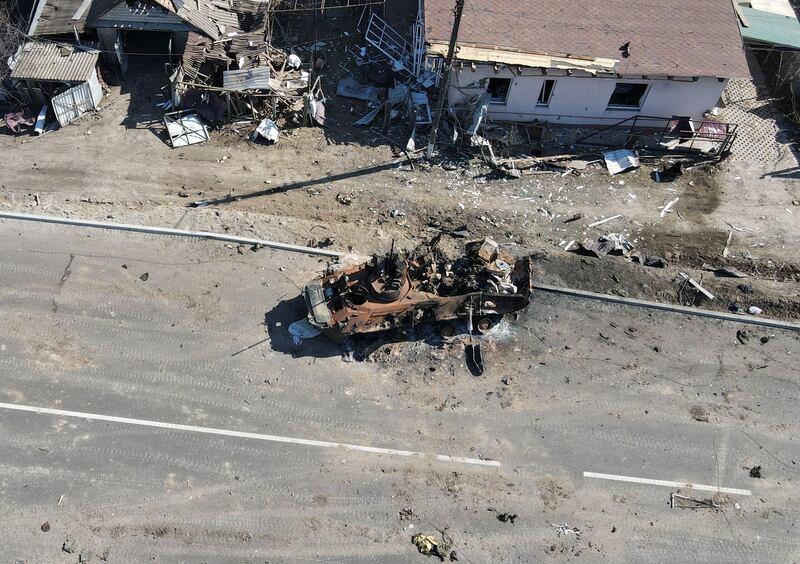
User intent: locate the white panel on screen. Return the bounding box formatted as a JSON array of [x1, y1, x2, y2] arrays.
[[52, 82, 95, 127]]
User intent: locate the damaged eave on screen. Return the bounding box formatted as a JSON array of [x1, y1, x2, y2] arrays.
[[427, 40, 619, 74]]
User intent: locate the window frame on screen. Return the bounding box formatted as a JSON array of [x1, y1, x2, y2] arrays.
[[606, 82, 649, 110], [486, 77, 512, 104], [536, 79, 556, 106]]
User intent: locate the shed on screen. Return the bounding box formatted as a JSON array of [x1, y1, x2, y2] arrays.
[[738, 5, 800, 50], [10, 42, 103, 126]]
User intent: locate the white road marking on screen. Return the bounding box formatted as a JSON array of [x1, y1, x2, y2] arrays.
[[583, 471, 751, 496], [0, 402, 500, 467]]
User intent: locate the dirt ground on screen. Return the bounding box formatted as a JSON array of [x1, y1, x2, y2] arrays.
[[2, 38, 799, 320]]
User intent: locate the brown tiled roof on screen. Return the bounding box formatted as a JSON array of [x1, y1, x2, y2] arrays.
[[424, 0, 750, 78]]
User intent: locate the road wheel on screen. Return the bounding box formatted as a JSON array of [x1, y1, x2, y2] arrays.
[[440, 322, 455, 338], [475, 316, 493, 334]]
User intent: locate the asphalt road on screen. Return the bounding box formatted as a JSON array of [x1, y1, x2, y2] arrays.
[[0, 219, 797, 563]]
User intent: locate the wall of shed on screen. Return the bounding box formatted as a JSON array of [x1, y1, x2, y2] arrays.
[[448, 65, 729, 125]]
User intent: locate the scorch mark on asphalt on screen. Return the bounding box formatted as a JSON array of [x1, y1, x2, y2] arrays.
[[0, 402, 501, 468]]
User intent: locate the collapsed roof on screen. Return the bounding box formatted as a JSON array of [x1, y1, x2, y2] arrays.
[[424, 0, 750, 78]]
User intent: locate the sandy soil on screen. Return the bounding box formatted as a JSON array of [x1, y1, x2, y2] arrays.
[[2, 45, 799, 320]]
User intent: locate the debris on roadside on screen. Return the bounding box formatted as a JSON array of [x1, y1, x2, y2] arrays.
[[653, 161, 684, 182], [550, 523, 581, 537], [714, 266, 748, 278], [748, 306, 763, 315], [575, 233, 633, 258], [252, 118, 279, 144], [749, 465, 762, 478], [736, 329, 753, 344], [603, 149, 639, 175], [679, 272, 715, 300], [336, 193, 353, 206], [632, 254, 667, 268], [689, 405, 709, 422], [670, 493, 719, 510], [411, 533, 446, 561], [660, 197, 680, 218], [490, 509, 518, 524], [288, 319, 321, 346], [62, 538, 77, 553], [587, 214, 622, 228]]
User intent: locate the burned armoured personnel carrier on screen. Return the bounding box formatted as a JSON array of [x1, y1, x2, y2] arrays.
[[303, 237, 532, 343]]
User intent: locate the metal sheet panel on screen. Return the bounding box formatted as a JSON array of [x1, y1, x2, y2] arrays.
[[52, 81, 96, 126], [90, 0, 192, 30], [10, 42, 99, 82], [739, 5, 800, 48], [222, 67, 270, 90]]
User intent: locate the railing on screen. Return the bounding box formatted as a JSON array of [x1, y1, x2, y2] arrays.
[[573, 114, 738, 156]]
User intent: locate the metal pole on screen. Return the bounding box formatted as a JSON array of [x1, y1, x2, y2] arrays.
[[425, 0, 465, 160]]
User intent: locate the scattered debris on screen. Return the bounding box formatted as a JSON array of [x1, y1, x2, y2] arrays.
[[495, 512, 518, 524], [715, 266, 748, 278], [139, 273, 149, 282], [670, 493, 719, 509], [575, 233, 633, 258], [748, 306, 763, 315], [164, 111, 209, 148], [563, 212, 584, 224], [288, 319, 321, 346], [722, 230, 733, 258], [62, 538, 77, 553], [252, 118, 279, 144], [399, 507, 414, 521], [633, 254, 667, 268], [660, 197, 680, 218], [588, 215, 622, 228], [40, 521, 50, 532], [411, 534, 446, 561], [653, 161, 683, 182], [749, 465, 762, 478], [689, 405, 709, 422], [736, 329, 753, 344], [336, 193, 353, 206], [550, 523, 581, 537], [603, 149, 639, 175], [680, 272, 715, 300]]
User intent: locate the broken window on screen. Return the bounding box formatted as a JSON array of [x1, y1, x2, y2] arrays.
[[537, 79, 555, 106], [607, 82, 648, 108], [487, 77, 511, 103]]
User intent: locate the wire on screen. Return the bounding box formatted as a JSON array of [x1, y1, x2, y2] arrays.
[[1, 20, 361, 58]]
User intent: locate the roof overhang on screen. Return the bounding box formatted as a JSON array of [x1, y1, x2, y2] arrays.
[[427, 40, 619, 75]]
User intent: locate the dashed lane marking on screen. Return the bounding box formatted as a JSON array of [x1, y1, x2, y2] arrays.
[[0, 402, 501, 468], [584, 471, 752, 496]]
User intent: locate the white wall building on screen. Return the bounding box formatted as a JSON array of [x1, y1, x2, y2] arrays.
[[424, 0, 751, 126]]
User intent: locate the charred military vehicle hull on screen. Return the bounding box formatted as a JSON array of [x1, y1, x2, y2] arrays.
[[303, 237, 532, 342]]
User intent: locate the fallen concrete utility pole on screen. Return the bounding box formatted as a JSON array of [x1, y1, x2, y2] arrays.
[[0, 212, 345, 258], [534, 284, 800, 332]]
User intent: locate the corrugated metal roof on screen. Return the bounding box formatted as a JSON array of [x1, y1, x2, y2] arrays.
[[10, 42, 99, 82], [739, 6, 800, 48], [222, 67, 270, 90], [90, 0, 192, 30], [28, 0, 88, 36], [749, 0, 796, 18]]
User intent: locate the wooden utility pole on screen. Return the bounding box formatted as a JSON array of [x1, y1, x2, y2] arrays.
[[426, 0, 465, 160]]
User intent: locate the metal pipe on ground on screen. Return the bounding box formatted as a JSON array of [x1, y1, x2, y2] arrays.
[[0, 212, 346, 259], [534, 284, 800, 332]]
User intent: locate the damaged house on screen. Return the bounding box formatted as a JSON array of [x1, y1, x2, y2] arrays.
[[423, 0, 750, 126]]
